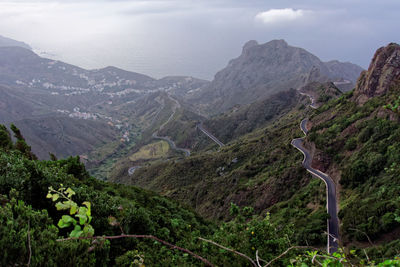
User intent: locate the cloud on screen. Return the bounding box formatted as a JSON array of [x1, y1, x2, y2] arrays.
[[255, 8, 310, 25]]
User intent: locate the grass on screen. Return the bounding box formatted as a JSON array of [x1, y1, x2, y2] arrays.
[[129, 140, 170, 161]]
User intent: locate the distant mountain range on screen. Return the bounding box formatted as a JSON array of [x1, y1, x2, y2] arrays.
[[0, 36, 363, 160], [2, 34, 400, 260], [0, 45, 207, 159], [186, 39, 363, 114]]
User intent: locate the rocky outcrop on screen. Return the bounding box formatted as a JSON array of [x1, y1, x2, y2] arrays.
[[355, 43, 400, 104]]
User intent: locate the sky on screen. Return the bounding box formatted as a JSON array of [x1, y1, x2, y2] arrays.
[[0, 0, 399, 80]]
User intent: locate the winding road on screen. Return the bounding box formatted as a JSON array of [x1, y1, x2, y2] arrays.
[[299, 91, 318, 109], [196, 123, 225, 147], [152, 132, 191, 156], [152, 94, 191, 156], [127, 94, 190, 175], [291, 95, 339, 254]]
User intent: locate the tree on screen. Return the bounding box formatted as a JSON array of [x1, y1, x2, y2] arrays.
[[0, 124, 12, 149], [10, 124, 37, 160]]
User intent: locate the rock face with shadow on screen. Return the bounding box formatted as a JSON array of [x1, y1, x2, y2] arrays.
[[355, 43, 400, 104]]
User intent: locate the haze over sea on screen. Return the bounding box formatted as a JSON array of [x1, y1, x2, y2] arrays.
[[32, 34, 238, 80], [1, 0, 399, 80]]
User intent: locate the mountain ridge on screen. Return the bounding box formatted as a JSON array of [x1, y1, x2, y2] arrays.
[[188, 39, 363, 114], [0, 35, 31, 50]]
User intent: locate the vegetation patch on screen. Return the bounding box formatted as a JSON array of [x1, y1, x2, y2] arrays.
[[309, 86, 400, 245], [129, 140, 170, 161]]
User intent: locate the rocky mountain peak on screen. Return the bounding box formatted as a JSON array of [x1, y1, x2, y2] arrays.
[[266, 39, 288, 47], [191, 39, 363, 114], [242, 39, 289, 55], [355, 42, 400, 104], [242, 40, 258, 51]]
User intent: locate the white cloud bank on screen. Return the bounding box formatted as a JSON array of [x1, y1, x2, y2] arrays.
[[255, 8, 310, 25]]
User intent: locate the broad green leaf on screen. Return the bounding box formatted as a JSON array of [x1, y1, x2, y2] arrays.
[[57, 219, 68, 228], [65, 187, 75, 198], [58, 215, 76, 228], [78, 207, 88, 216], [83, 225, 95, 237], [46, 193, 53, 199], [76, 214, 87, 225], [70, 225, 83, 238], [55, 201, 70, 211], [51, 194, 59, 202], [69, 203, 78, 215], [82, 201, 91, 216]]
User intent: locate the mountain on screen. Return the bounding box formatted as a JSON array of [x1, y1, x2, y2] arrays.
[[187, 39, 363, 114], [202, 88, 304, 143], [106, 88, 307, 182], [0, 39, 363, 160], [0, 46, 208, 160], [113, 42, 400, 257], [4, 120, 394, 265], [306, 42, 400, 247], [325, 60, 364, 84], [152, 76, 210, 98], [0, 46, 155, 93], [12, 116, 118, 159], [1, 34, 400, 264], [0, 35, 31, 50], [299, 81, 342, 108], [354, 42, 400, 104]]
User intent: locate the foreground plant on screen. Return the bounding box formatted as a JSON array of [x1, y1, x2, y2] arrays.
[[47, 185, 94, 238]]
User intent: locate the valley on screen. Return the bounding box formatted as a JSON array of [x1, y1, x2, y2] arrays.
[[2, 34, 400, 265]]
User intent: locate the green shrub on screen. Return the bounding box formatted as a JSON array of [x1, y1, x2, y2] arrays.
[[345, 137, 357, 151], [341, 159, 369, 188]]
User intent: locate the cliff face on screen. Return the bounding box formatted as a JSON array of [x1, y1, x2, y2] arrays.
[[355, 43, 400, 104]]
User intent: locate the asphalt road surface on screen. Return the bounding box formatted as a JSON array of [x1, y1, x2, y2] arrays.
[[291, 117, 340, 253]]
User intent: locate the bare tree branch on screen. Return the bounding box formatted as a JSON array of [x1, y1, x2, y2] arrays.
[[263, 246, 310, 267], [255, 250, 264, 267], [348, 228, 374, 247], [198, 237, 257, 267], [311, 254, 323, 266], [57, 234, 214, 267], [363, 249, 370, 263]]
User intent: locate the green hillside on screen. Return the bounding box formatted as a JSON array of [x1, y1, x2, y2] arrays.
[[3, 115, 399, 266], [308, 88, 400, 248], [1, 37, 400, 266], [113, 44, 400, 261], [3, 124, 382, 266]]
